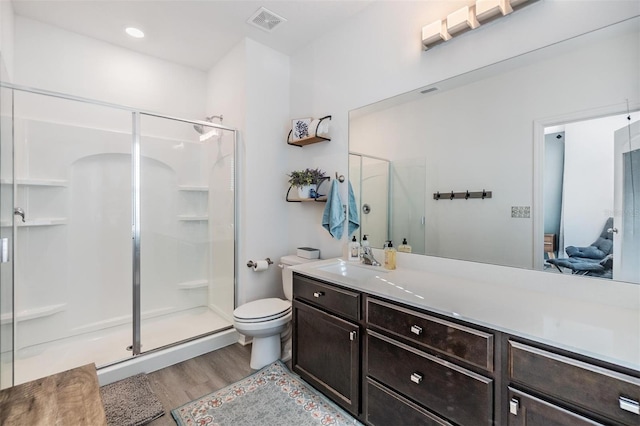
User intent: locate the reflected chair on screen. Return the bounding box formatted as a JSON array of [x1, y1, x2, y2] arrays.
[[546, 217, 614, 278]]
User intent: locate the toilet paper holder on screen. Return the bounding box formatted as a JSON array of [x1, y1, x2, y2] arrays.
[[246, 258, 273, 268]]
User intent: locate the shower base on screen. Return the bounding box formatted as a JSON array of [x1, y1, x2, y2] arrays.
[[13, 306, 233, 385]]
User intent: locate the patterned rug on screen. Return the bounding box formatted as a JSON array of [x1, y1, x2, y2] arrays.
[[171, 360, 361, 426]]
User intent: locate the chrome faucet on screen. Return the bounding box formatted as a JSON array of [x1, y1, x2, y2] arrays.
[[361, 246, 381, 266]]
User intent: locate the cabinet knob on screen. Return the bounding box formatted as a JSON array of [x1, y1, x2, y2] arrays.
[[313, 291, 325, 298], [410, 372, 423, 384], [410, 325, 423, 336], [509, 397, 520, 415], [619, 396, 640, 415]]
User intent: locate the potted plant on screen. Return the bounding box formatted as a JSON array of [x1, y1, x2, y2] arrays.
[[288, 168, 326, 198]]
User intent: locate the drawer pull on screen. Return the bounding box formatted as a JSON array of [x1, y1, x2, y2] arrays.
[[509, 397, 519, 415], [410, 372, 423, 384], [349, 331, 357, 341], [619, 396, 640, 415], [313, 291, 325, 298], [410, 325, 423, 336]]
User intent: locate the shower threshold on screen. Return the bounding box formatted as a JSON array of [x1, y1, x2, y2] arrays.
[[12, 306, 231, 385]]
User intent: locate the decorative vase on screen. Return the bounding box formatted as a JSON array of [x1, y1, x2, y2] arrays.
[[297, 184, 317, 199]]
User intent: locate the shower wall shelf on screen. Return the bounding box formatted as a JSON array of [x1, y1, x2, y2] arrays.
[[17, 218, 68, 227], [177, 280, 209, 289], [177, 215, 208, 221], [177, 185, 208, 192], [287, 115, 331, 147], [0, 303, 66, 325], [1, 178, 68, 186]]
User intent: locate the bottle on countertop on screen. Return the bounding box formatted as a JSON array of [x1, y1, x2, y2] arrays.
[[384, 240, 396, 270], [398, 238, 412, 253], [361, 234, 370, 249], [348, 235, 360, 261]]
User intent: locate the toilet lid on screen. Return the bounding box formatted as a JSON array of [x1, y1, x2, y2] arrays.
[[233, 298, 291, 322]]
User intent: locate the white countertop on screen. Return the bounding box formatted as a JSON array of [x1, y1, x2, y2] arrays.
[[290, 255, 640, 372]]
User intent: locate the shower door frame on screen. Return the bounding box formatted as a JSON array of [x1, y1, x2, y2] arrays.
[[0, 82, 238, 380]]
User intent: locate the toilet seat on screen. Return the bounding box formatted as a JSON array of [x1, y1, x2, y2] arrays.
[[233, 298, 291, 323]]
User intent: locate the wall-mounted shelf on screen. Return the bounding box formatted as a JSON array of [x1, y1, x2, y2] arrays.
[[287, 115, 331, 147], [286, 175, 337, 203]]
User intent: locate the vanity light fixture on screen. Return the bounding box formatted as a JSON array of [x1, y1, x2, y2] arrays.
[[475, 0, 512, 24], [422, 0, 538, 50], [125, 27, 145, 38], [447, 6, 480, 36], [422, 20, 451, 50]]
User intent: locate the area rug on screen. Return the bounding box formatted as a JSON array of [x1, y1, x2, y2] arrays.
[[171, 360, 362, 426], [100, 373, 165, 426]]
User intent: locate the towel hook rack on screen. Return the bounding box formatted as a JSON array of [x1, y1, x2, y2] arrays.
[[335, 172, 345, 183]]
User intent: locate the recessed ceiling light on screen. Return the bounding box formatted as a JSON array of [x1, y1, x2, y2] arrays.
[[125, 27, 145, 38]]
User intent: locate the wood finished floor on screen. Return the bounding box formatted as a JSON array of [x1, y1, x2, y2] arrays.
[[145, 343, 253, 426]]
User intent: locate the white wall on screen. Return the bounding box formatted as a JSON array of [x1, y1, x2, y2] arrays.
[[289, 0, 640, 264], [208, 38, 291, 306], [0, 0, 14, 82], [14, 17, 207, 119], [562, 113, 640, 253]]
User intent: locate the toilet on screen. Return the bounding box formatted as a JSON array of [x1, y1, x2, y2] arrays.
[[233, 255, 315, 369]]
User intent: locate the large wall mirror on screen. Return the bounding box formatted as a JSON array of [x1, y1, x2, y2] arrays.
[[349, 16, 640, 284]]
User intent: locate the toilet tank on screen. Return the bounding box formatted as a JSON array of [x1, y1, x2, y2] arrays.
[[280, 255, 316, 301]]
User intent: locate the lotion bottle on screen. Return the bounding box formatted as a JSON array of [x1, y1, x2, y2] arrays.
[[384, 240, 397, 270], [398, 238, 412, 253], [348, 235, 360, 261]]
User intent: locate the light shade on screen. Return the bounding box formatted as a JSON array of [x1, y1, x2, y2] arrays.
[[446, 6, 480, 36], [509, 0, 539, 11], [475, 0, 512, 23], [422, 20, 452, 50]]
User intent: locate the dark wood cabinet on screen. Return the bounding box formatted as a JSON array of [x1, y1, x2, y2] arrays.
[[292, 272, 640, 426], [508, 340, 640, 425], [292, 278, 361, 416], [507, 388, 603, 426]]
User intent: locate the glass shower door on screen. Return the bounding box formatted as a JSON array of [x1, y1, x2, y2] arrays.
[[0, 86, 14, 389], [10, 91, 134, 383], [138, 114, 234, 353]]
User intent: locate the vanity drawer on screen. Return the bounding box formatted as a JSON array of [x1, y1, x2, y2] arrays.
[[509, 341, 640, 425], [366, 297, 494, 371], [367, 331, 493, 426], [293, 274, 360, 321], [366, 379, 453, 426]]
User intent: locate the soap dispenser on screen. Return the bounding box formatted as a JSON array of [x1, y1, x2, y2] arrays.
[[398, 238, 412, 253], [361, 234, 370, 249], [384, 240, 396, 270], [348, 235, 360, 262]]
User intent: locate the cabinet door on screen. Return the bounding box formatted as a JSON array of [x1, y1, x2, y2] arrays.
[[508, 388, 603, 426], [292, 300, 360, 416]]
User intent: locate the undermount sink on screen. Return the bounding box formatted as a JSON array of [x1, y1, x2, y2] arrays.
[[315, 260, 388, 281]]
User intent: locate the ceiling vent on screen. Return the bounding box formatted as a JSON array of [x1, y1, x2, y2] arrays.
[[247, 7, 287, 32]]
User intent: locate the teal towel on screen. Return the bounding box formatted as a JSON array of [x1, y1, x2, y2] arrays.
[[322, 180, 345, 239], [348, 181, 359, 236]]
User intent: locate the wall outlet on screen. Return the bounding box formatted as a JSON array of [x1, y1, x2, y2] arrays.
[[511, 206, 530, 218]]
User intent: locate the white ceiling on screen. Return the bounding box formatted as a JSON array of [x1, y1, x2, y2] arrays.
[[11, 0, 374, 71]]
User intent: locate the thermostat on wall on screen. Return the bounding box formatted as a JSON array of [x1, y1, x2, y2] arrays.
[[297, 247, 320, 259]]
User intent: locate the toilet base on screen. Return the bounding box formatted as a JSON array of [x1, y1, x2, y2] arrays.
[[250, 334, 281, 369]]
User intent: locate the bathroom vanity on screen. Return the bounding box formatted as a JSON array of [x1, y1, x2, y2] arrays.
[[291, 258, 640, 425]]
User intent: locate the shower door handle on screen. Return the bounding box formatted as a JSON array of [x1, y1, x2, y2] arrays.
[[14, 207, 25, 223], [1, 238, 9, 263]]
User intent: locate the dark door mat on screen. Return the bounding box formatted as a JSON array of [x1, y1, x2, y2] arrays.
[[100, 373, 165, 426]]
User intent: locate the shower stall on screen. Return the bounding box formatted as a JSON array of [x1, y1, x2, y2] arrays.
[[0, 84, 237, 388]]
